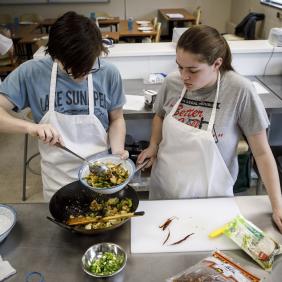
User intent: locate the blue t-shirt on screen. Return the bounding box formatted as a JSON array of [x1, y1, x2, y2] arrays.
[[0, 57, 125, 130]]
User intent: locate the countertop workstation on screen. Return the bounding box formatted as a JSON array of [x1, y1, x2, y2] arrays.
[[1, 195, 282, 281], [0, 37, 276, 282]]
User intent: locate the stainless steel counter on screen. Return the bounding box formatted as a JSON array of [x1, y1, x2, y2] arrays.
[[123, 79, 157, 120], [1, 196, 282, 282], [256, 75, 282, 101], [123, 78, 282, 116]]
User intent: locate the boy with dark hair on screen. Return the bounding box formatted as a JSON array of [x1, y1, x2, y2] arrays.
[[0, 11, 128, 200]]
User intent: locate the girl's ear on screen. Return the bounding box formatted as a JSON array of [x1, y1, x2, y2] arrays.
[[213, 57, 223, 70]]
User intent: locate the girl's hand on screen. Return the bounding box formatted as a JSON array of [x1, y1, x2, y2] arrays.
[[137, 144, 159, 168], [272, 209, 282, 233], [27, 123, 63, 146]]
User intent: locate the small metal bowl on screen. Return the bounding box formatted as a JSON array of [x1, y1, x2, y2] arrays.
[[78, 154, 136, 194], [82, 243, 127, 278]]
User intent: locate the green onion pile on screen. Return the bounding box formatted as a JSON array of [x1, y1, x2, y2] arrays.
[[89, 252, 125, 276]]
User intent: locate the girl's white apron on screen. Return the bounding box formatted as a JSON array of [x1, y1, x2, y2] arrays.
[[150, 72, 234, 200]]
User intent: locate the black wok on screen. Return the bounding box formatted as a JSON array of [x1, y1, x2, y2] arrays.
[[48, 181, 139, 234]]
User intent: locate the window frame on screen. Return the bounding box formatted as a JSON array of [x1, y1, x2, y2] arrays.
[[260, 0, 282, 9]]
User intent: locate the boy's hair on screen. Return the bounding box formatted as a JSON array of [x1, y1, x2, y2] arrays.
[[46, 11, 108, 78], [177, 25, 234, 72]]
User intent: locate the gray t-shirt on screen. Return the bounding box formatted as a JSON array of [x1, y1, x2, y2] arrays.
[[0, 57, 125, 130], [154, 70, 269, 180]]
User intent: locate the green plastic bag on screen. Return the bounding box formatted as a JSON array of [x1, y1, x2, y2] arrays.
[[224, 215, 281, 271]]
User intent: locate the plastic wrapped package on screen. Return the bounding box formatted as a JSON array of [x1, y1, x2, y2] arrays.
[[224, 215, 281, 271], [167, 251, 261, 282]]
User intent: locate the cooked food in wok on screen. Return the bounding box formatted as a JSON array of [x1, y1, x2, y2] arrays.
[[67, 197, 133, 230], [49, 181, 139, 234], [85, 162, 129, 188]]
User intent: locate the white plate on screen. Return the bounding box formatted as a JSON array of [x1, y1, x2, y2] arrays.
[[136, 20, 151, 25], [138, 26, 153, 31], [0, 205, 16, 243]]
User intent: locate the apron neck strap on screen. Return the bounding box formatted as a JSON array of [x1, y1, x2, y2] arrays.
[[168, 86, 187, 116], [49, 62, 58, 112], [207, 71, 220, 133], [49, 63, 94, 115], [87, 73, 94, 115]]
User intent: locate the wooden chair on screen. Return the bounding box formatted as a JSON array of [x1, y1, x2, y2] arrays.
[[194, 7, 202, 25], [152, 17, 158, 29], [0, 49, 21, 80], [153, 22, 162, 42], [20, 13, 42, 23], [0, 14, 12, 25]]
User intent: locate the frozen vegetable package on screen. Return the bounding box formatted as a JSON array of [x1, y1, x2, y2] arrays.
[[224, 215, 281, 271], [167, 251, 261, 282]]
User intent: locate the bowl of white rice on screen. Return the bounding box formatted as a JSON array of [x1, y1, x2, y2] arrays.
[[0, 205, 16, 243]]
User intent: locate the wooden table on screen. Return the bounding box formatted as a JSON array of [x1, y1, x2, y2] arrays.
[[119, 20, 157, 41], [11, 24, 47, 60], [102, 31, 119, 42], [98, 17, 120, 31], [158, 8, 196, 39], [37, 18, 56, 33]]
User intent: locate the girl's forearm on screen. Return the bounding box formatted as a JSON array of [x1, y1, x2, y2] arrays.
[[149, 114, 163, 148]]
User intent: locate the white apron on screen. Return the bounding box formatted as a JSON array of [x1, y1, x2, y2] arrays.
[[150, 72, 234, 200], [38, 63, 108, 200]]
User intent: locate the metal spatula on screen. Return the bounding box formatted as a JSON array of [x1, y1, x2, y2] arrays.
[[55, 143, 109, 175]]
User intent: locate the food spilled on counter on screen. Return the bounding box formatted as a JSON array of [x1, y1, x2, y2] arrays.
[[169, 233, 194, 246], [162, 230, 171, 245], [223, 215, 281, 271], [159, 216, 194, 246], [166, 251, 261, 282], [66, 197, 133, 230], [85, 162, 129, 188], [159, 216, 178, 231]]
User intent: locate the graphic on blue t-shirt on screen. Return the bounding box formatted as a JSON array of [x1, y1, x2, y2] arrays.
[[40, 90, 107, 115]]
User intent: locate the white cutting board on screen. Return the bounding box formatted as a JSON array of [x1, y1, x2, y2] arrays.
[[131, 198, 240, 253]]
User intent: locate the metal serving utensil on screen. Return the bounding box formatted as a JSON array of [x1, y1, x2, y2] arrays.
[[55, 143, 109, 175]]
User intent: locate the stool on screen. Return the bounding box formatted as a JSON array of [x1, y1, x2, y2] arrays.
[[234, 138, 251, 193], [22, 110, 40, 201]]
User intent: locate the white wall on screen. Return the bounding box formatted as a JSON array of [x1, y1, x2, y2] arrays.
[[1, 0, 232, 32]]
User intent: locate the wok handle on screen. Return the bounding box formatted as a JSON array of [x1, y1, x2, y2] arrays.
[[46, 216, 75, 232], [134, 211, 145, 216]]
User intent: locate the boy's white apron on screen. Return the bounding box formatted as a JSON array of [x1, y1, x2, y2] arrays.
[[39, 63, 108, 200]]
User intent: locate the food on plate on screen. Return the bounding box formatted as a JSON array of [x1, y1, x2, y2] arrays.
[[67, 197, 133, 230], [85, 162, 129, 188], [89, 251, 125, 276]]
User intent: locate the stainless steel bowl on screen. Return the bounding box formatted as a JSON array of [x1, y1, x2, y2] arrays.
[[78, 154, 136, 194], [82, 242, 127, 278]]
